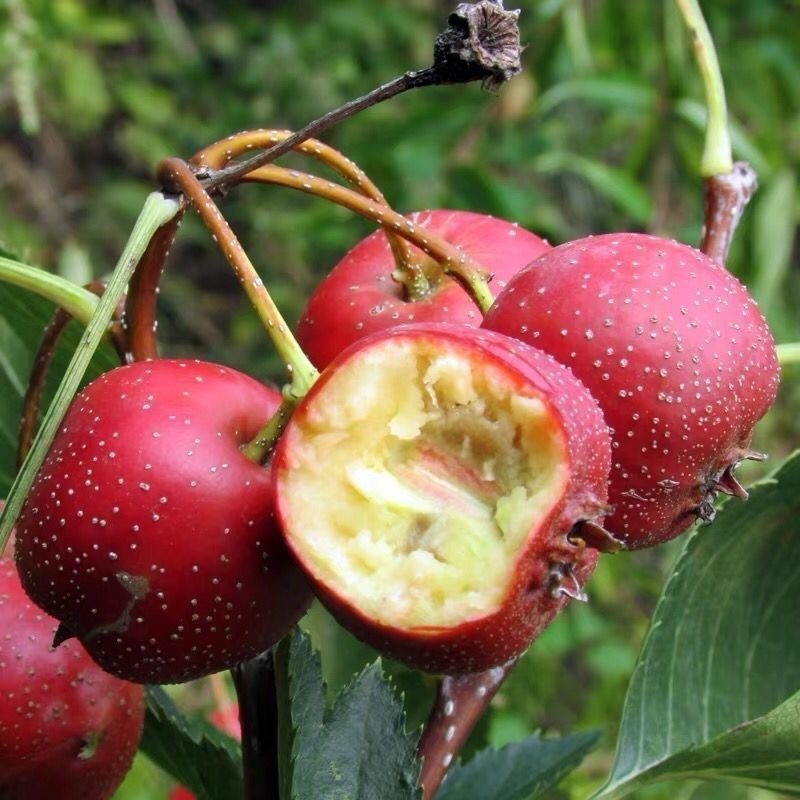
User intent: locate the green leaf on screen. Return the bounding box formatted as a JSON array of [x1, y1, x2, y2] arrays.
[[278, 629, 421, 800], [594, 451, 800, 798], [140, 686, 243, 800], [437, 729, 600, 800]]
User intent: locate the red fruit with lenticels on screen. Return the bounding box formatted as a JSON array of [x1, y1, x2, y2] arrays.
[[14, 359, 311, 684], [483, 233, 780, 548], [295, 209, 551, 370], [0, 557, 144, 800], [274, 323, 612, 673]]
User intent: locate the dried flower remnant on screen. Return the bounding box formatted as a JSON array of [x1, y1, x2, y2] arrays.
[[434, 1, 523, 89]]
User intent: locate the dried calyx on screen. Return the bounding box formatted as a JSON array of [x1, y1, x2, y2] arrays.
[[433, 1, 522, 89]]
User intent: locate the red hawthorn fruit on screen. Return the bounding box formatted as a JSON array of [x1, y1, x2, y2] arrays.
[[483, 233, 780, 548], [14, 359, 311, 684], [274, 323, 611, 673], [295, 209, 551, 370], [0, 557, 144, 800]]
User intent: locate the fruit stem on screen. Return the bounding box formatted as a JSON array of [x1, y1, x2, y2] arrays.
[[674, 0, 732, 177], [123, 213, 186, 361], [158, 158, 319, 399], [195, 128, 390, 200], [417, 662, 516, 799], [0, 192, 180, 551], [197, 71, 438, 194], [241, 164, 496, 313], [193, 129, 425, 298], [777, 343, 800, 367], [241, 396, 295, 465], [0, 256, 100, 323], [17, 282, 127, 469], [231, 652, 280, 800]]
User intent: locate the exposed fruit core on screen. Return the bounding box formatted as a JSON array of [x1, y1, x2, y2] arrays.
[[281, 338, 568, 629]]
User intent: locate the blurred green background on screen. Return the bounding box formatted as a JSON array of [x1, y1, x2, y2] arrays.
[[0, 1, 797, 798]]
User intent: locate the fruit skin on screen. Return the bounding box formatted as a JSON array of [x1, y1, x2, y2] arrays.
[[296, 209, 550, 370], [15, 359, 311, 684], [483, 233, 780, 548], [273, 323, 611, 674], [0, 557, 144, 800]]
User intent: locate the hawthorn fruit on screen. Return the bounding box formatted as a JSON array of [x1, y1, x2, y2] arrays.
[[0, 557, 143, 800], [274, 323, 611, 673], [15, 359, 311, 683], [483, 233, 780, 547]]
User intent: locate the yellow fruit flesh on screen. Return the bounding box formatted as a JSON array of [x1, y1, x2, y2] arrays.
[[282, 340, 567, 629]]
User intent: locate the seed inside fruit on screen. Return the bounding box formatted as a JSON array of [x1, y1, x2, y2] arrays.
[[279, 337, 568, 629]]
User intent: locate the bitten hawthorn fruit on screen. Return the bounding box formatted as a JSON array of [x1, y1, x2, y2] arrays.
[[483, 233, 780, 548], [295, 209, 550, 370], [274, 323, 612, 673], [14, 359, 311, 684], [0, 557, 144, 800]]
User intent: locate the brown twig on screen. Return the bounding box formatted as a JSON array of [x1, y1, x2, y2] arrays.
[[17, 282, 126, 468], [195, 131, 497, 305], [161, 0, 522, 197], [417, 663, 514, 799], [700, 161, 758, 264], [193, 71, 437, 195]]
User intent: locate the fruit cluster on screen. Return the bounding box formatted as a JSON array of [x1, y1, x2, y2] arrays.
[[1, 108, 779, 800], [13, 203, 779, 695], [0, 4, 785, 797]]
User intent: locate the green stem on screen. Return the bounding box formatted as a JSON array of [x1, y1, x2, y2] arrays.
[[0, 257, 99, 323], [777, 343, 800, 367], [0, 192, 180, 552], [674, 0, 733, 176], [242, 396, 297, 464]]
